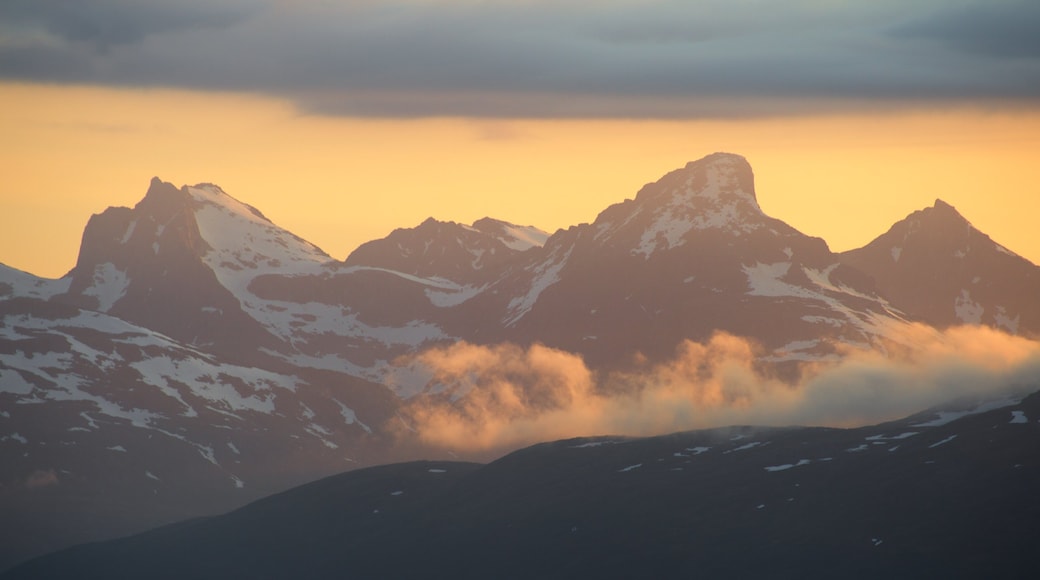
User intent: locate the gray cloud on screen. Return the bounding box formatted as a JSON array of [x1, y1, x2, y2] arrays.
[[1, 0, 1037, 118], [0, 0, 259, 50], [892, 0, 1040, 58]]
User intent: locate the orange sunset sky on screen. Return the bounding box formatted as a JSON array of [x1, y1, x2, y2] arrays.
[[2, 1, 1039, 278]]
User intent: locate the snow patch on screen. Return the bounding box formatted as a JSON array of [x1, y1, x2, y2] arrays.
[[912, 396, 1020, 427], [1010, 411, 1028, 424], [120, 220, 137, 244], [743, 262, 793, 296], [764, 459, 811, 472], [0, 265, 72, 300], [82, 263, 129, 311], [727, 441, 763, 453], [618, 463, 642, 473], [130, 355, 298, 415], [994, 306, 1020, 334], [570, 440, 617, 449], [3, 433, 28, 444], [864, 432, 918, 441], [890, 246, 902, 262], [0, 368, 36, 395], [334, 399, 373, 434], [954, 290, 983, 324]]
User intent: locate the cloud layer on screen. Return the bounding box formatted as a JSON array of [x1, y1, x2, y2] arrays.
[[391, 324, 1040, 452], [2, 0, 1038, 118]]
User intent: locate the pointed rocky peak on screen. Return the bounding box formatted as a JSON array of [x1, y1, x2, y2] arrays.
[[851, 199, 1004, 266], [63, 178, 211, 309], [587, 153, 798, 260], [841, 201, 1039, 335], [909, 198, 971, 230], [135, 177, 189, 214]]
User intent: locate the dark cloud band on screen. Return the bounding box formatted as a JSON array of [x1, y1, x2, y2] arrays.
[[1, 0, 1037, 118]]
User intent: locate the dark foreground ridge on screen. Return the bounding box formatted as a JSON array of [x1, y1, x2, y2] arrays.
[[6, 389, 1039, 580]]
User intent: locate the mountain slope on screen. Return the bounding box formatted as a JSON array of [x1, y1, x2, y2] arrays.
[[3, 153, 1039, 571], [841, 200, 1040, 336], [466, 153, 905, 369], [345, 217, 547, 285], [7, 388, 1037, 579]]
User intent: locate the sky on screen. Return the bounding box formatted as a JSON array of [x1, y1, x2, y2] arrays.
[[2, 0, 1039, 278]]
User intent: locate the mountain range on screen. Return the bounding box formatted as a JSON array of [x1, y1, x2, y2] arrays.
[[2, 152, 1038, 570]]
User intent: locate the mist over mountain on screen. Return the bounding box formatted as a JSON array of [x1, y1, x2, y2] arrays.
[[2, 153, 1038, 571]]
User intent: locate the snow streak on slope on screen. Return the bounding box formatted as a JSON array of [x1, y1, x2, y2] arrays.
[[504, 245, 573, 326], [743, 261, 907, 342], [495, 224, 550, 251]]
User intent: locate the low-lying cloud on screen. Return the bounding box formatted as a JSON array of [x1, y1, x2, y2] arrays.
[[390, 324, 1040, 452]]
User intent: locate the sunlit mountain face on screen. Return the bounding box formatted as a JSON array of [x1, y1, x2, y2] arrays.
[[2, 153, 1039, 572]]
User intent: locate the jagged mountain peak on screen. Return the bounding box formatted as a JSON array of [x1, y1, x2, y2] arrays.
[[586, 153, 781, 260], [133, 177, 305, 256], [917, 198, 971, 226], [470, 217, 549, 251], [345, 216, 544, 285], [841, 199, 1040, 334]]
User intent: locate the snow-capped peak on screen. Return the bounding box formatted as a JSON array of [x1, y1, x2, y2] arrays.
[[673, 152, 761, 212], [185, 183, 331, 295], [187, 183, 272, 225], [471, 218, 550, 251], [591, 152, 766, 258]]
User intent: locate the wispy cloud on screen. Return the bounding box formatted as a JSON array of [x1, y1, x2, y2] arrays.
[[1, 1, 1037, 118], [390, 324, 1040, 452]]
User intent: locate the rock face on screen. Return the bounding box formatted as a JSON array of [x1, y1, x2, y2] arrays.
[[1, 153, 1037, 570], [841, 200, 1040, 337], [61, 178, 276, 357]]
